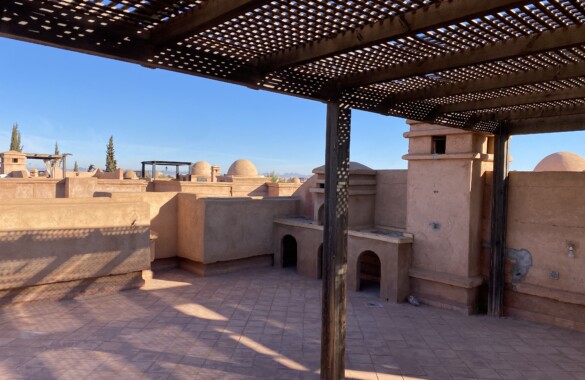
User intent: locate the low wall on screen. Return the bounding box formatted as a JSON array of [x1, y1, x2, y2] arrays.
[[0, 198, 151, 303], [0, 179, 65, 199], [110, 192, 179, 259], [154, 180, 268, 197], [504, 171, 585, 331], [375, 170, 407, 229], [178, 196, 299, 274]]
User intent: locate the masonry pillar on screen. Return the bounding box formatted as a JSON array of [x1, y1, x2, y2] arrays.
[[321, 103, 351, 380], [404, 120, 493, 313]]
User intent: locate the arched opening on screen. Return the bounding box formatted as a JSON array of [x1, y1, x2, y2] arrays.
[[358, 251, 381, 295], [281, 235, 297, 269], [317, 243, 323, 279], [317, 204, 324, 225]]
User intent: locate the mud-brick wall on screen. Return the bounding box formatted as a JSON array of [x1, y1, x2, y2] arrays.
[[504, 171, 585, 331], [0, 198, 151, 303]]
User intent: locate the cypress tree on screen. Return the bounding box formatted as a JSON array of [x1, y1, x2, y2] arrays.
[[10, 123, 23, 152], [74, 161, 79, 172], [105, 135, 117, 172]]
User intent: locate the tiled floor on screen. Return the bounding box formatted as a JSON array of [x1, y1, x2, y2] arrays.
[[0, 268, 584, 380]]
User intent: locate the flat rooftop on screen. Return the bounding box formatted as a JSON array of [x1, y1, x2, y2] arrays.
[[1, 268, 584, 380]]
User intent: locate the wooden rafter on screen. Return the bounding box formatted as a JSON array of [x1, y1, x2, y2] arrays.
[[337, 23, 585, 90], [509, 114, 585, 134], [255, 0, 530, 72], [377, 62, 585, 111], [438, 86, 585, 113], [474, 102, 585, 121], [150, 0, 270, 46]]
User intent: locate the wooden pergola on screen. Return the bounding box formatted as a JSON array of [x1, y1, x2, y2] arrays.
[[2, 1, 584, 378]]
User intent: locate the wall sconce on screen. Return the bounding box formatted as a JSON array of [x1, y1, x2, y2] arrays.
[[568, 243, 576, 259]]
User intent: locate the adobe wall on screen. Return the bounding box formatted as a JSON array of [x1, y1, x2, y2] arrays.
[[154, 180, 268, 197], [110, 192, 179, 259], [178, 197, 299, 273], [503, 171, 585, 331], [0, 179, 65, 199], [375, 170, 407, 230], [0, 198, 151, 303]]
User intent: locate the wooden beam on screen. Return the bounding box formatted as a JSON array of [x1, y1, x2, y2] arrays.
[[509, 114, 585, 134], [150, 0, 269, 46], [321, 104, 351, 380], [256, 0, 529, 71], [488, 124, 509, 317], [338, 24, 585, 90], [474, 102, 585, 122], [439, 86, 585, 113], [378, 62, 585, 111]]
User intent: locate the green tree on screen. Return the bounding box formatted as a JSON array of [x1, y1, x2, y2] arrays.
[[267, 170, 280, 183], [9, 123, 23, 152], [105, 135, 117, 172], [73, 161, 79, 172]]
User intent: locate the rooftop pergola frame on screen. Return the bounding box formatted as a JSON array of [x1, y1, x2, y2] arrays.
[[141, 160, 192, 179], [2, 1, 585, 379], [2, 0, 585, 135]]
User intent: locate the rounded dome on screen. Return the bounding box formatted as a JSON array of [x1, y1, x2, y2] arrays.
[[312, 161, 374, 174], [123, 170, 138, 180], [227, 159, 259, 177], [291, 177, 301, 184], [534, 152, 585, 172], [191, 161, 211, 176]]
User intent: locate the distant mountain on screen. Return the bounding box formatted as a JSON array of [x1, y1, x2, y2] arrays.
[[281, 172, 311, 179]]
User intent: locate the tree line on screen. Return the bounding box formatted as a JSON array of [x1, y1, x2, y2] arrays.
[[8, 123, 118, 172]]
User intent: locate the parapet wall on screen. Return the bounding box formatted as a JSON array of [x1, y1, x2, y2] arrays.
[[502, 171, 585, 330], [0, 178, 65, 199], [178, 196, 299, 270], [375, 170, 407, 230], [0, 198, 151, 303]]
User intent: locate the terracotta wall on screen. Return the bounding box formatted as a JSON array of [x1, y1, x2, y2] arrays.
[[110, 192, 179, 259], [502, 171, 585, 330], [0, 198, 151, 302], [178, 196, 299, 264], [0, 179, 65, 199], [154, 180, 267, 197], [375, 170, 407, 229]]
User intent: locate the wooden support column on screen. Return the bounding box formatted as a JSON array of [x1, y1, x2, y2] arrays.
[[321, 103, 351, 380], [488, 124, 510, 317]]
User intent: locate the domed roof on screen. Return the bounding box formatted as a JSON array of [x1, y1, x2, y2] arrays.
[[191, 161, 211, 176], [291, 177, 301, 184], [123, 170, 138, 179], [312, 161, 375, 174], [534, 152, 585, 172], [227, 159, 259, 177]]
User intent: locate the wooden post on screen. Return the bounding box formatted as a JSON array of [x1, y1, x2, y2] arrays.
[[141, 163, 145, 179], [321, 103, 351, 380], [488, 124, 510, 317]]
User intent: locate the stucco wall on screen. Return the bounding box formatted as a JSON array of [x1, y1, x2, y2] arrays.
[[375, 170, 407, 229], [0, 179, 65, 199], [111, 192, 179, 259], [504, 171, 585, 329], [0, 198, 150, 296], [178, 197, 299, 264]]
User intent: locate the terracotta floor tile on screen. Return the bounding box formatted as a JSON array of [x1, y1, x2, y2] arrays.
[[0, 268, 581, 379]]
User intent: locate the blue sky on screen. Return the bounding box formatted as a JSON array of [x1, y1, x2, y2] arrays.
[[0, 37, 583, 175]]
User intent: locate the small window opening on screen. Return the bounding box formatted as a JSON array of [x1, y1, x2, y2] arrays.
[[12, 158, 18, 163], [432, 136, 446, 155]]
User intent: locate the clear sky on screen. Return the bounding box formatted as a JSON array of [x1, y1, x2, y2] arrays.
[[0, 37, 583, 175]]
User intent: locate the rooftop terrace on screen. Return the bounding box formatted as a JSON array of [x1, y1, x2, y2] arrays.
[[2, 267, 584, 380]]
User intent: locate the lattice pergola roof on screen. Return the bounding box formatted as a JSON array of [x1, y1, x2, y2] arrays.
[[2, 0, 585, 135]]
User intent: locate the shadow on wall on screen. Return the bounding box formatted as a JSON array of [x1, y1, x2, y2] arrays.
[[0, 226, 150, 304]]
